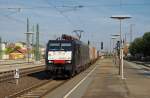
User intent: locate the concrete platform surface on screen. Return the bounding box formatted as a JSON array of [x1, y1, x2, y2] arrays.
[[81, 59, 150, 98]]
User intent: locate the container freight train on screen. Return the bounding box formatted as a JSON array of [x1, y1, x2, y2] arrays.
[[45, 34, 98, 78]]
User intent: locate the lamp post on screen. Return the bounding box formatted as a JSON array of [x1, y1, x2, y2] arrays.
[[111, 37, 117, 64], [111, 37, 117, 54], [111, 36, 119, 65], [111, 15, 131, 79], [111, 34, 120, 65], [111, 35, 120, 52]]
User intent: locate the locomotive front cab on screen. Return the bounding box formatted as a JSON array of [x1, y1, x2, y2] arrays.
[[48, 42, 72, 64], [46, 40, 74, 77]]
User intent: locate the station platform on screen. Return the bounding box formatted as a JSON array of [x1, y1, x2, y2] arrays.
[[81, 58, 150, 98]]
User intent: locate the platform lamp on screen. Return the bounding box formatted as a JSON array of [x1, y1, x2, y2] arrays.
[[110, 15, 132, 79], [111, 36, 118, 66], [111, 37, 117, 54], [111, 34, 120, 65]]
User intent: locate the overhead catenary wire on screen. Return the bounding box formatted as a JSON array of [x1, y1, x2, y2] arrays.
[[45, 0, 78, 29], [0, 3, 150, 10], [45, 0, 89, 36], [0, 2, 150, 14], [0, 1, 148, 24], [0, 5, 84, 10], [0, 7, 26, 24], [0, 13, 26, 24]]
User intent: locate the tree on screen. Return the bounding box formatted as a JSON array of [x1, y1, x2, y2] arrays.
[[14, 46, 21, 50], [129, 37, 144, 56], [4, 46, 21, 54], [129, 32, 150, 57], [143, 32, 150, 56], [5, 47, 14, 54]]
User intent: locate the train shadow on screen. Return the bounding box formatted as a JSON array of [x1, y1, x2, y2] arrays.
[[27, 71, 69, 80], [28, 71, 51, 80], [52, 77, 70, 80]]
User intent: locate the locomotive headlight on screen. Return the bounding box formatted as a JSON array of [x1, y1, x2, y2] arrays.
[[66, 60, 71, 63], [48, 60, 53, 63]]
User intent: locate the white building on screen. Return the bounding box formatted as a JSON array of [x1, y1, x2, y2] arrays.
[[0, 42, 9, 59]]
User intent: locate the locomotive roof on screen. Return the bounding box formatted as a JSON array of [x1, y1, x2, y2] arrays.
[[48, 39, 78, 44], [48, 39, 88, 46]]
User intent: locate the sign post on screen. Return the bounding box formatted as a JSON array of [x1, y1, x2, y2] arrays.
[[14, 68, 20, 84]]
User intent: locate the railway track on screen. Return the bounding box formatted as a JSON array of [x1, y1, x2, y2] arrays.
[[133, 61, 150, 68], [7, 80, 67, 98], [0, 65, 46, 82], [0, 60, 33, 65], [128, 61, 150, 70], [0, 62, 33, 66], [0, 59, 44, 66], [5, 61, 97, 98], [125, 60, 150, 72]]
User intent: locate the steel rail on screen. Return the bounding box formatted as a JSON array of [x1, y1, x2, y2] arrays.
[[7, 80, 68, 98]]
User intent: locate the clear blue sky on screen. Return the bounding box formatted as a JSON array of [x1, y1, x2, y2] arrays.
[[0, 0, 150, 50]]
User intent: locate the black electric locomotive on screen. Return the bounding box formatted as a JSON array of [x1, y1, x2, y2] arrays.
[[45, 34, 90, 77]]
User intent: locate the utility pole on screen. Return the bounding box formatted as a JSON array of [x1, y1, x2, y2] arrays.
[[32, 25, 35, 45], [32, 25, 35, 60], [35, 24, 40, 62], [27, 18, 29, 33], [130, 24, 134, 43], [124, 33, 127, 44], [26, 18, 30, 63], [0, 37, 2, 59], [25, 18, 33, 63], [110, 38, 112, 55]]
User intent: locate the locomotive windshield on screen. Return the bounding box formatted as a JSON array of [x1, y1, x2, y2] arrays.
[[48, 42, 72, 51], [61, 43, 72, 50], [49, 43, 60, 50]]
